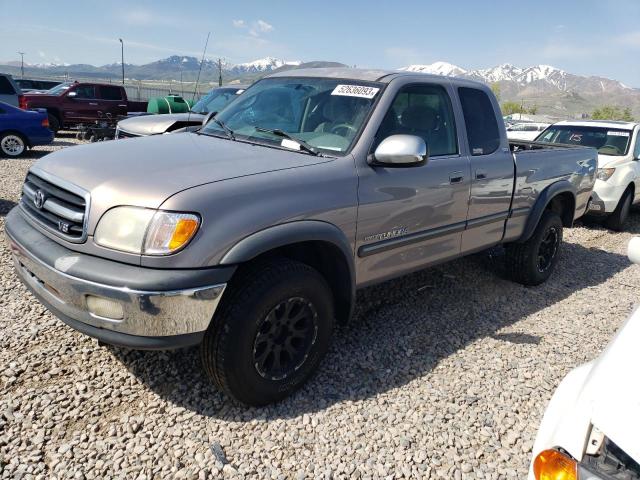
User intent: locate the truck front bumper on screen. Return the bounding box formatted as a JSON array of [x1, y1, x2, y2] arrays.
[[5, 208, 233, 350]]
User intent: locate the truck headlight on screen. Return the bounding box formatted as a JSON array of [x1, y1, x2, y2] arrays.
[[94, 207, 200, 255], [596, 168, 615, 181]]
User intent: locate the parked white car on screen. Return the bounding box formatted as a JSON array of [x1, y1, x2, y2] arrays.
[[528, 236, 640, 480], [506, 122, 550, 141], [537, 120, 640, 230]]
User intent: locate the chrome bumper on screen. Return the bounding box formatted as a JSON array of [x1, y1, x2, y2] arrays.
[[7, 230, 225, 339]]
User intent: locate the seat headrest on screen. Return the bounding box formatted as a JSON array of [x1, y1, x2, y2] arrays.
[[400, 105, 438, 131]]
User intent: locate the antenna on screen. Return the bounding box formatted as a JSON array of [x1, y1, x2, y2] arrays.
[[187, 32, 210, 125]]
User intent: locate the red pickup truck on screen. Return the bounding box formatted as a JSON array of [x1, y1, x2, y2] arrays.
[[23, 82, 148, 132]]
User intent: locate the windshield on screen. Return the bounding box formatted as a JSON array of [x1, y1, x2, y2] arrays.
[[200, 77, 382, 154], [47, 83, 72, 96], [537, 125, 632, 156], [191, 87, 243, 114]]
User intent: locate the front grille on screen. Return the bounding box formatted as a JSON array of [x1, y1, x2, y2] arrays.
[[116, 128, 139, 139], [20, 172, 88, 242]]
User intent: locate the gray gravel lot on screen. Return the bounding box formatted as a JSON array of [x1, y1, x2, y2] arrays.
[[1, 137, 639, 478]]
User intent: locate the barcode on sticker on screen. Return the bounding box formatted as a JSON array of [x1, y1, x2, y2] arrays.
[[331, 84, 380, 99], [608, 131, 630, 137]]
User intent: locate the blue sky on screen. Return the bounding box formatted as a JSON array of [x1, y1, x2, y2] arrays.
[[1, 0, 639, 86]]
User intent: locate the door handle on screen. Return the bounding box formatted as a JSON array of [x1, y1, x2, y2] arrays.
[[475, 169, 487, 180], [449, 172, 464, 184]]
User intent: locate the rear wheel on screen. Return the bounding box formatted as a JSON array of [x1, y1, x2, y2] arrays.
[[604, 188, 632, 231], [201, 258, 334, 406], [505, 210, 563, 286], [0, 133, 26, 157]]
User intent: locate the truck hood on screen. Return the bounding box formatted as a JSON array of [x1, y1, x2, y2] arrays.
[[34, 132, 331, 232], [531, 307, 640, 470], [582, 308, 640, 463], [118, 112, 205, 136]]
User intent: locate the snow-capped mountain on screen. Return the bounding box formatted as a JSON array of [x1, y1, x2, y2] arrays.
[[400, 61, 634, 94], [230, 57, 301, 74], [401, 61, 467, 77]]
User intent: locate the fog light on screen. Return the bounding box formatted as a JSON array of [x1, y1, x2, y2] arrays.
[[533, 449, 577, 480], [86, 295, 124, 320]]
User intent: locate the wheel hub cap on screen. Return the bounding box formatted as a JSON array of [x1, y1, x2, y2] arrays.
[[538, 227, 559, 272], [253, 297, 318, 381], [2, 136, 24, 155]]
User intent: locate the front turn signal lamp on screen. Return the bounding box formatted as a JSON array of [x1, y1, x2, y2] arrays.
[[596, 168, 616, 181], [533, 449, 578, 480]]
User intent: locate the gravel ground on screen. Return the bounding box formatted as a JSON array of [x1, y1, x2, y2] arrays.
[[1, 139, 639, 479]]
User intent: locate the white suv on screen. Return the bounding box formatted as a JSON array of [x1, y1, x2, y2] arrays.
[[537, 120, 640, 230]]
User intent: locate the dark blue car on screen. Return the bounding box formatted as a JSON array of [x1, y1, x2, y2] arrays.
[[0, 101, 54, 157]]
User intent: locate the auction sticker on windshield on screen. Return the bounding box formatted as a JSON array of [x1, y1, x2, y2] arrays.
[[331, 84, 380, 99], [608, 131, 630, 137]]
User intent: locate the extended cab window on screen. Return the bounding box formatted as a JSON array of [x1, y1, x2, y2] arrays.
[[0, 76, 16, 95], [74, 86, 96, 99], [100, 86, 123, 101], [458, 87, 500, 156], [375, 84, 458, 156]]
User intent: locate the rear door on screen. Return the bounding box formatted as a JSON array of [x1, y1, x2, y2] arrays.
[[98, 86, 128, 118], [0, 75, 19, 107], [355, 81, 471, 285], [457, 86, 515, 254]]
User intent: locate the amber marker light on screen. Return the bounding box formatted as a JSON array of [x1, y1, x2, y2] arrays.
[[533, 449, 578, 480]]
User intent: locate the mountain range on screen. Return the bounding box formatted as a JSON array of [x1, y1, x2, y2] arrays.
[[1, 56, 638, 118]]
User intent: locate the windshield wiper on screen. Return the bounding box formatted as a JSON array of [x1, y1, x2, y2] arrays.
[[213, 118, 235, 141], [254, 127, 324, 156]]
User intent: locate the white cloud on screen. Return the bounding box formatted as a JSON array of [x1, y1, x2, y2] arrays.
[[249, 19, 274, 37], [616, 31, 640, 48], [38, 50, 45, 58], [232, 19, 245, 28]]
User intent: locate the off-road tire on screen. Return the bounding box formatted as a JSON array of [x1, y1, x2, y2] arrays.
[[604, 188, 633, 232], [201, 258, 334, 406], [505, 210, 563, 286]]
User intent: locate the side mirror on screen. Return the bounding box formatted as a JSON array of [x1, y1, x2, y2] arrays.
[[202, 111, 218, 126], [67, 91, 77, 98], [370, 134, 428, 167]]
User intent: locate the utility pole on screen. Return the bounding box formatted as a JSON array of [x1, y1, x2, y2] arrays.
[[218, 58, 223, 87], [17, 52, 25, 78], [119, 38, 125, 84]]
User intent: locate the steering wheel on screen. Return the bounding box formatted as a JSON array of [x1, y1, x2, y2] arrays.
[[330, 123, 358, 136]]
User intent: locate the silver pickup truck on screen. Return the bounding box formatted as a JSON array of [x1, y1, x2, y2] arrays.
[[5, 68, 597, 405]]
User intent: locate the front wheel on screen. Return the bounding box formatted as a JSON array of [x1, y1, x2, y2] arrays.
[[201, 259, 334, 406], [604, 188, 632, 231], [0, 133, 26, 157], [505, 211, 563, 286]]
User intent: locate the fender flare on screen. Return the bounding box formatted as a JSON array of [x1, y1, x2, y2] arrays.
[[220, 220, 356, 322], [518, 180, 576, 243]]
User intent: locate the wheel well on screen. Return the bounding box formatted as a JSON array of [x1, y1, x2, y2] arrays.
[[239, 241, 353, 325], [46, 108, 61, 122], [546, 192, 575, 227]]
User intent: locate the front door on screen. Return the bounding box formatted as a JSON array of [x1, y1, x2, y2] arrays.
[[457, 86, 515, 254], [64, 85, 99, 123], [355, 82, 471, 286]]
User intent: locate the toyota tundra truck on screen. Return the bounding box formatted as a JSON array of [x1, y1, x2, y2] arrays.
[[5, 68, 598, 405]]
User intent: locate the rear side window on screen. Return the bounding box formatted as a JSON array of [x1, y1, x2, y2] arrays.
[[0, 76, 16, 95], [635, 131, 640, 159], [458, 87, 500, 156], [100, 86, 123, 100]]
